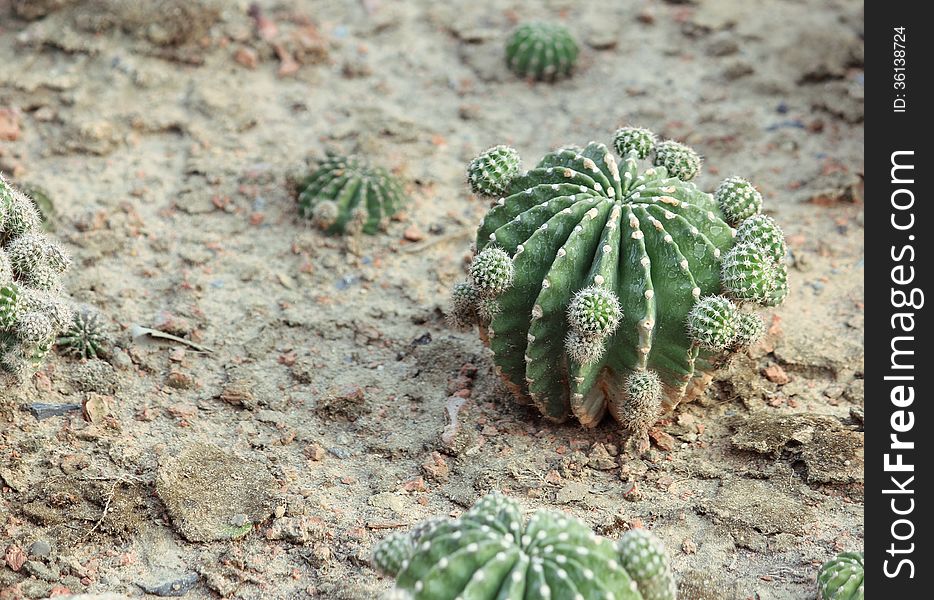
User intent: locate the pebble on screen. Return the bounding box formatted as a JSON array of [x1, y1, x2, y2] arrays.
[[28, 539, 52, 558], [762, 364, 791, 385]]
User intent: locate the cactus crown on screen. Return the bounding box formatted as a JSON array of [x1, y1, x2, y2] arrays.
[[613, 128, 658, 161], [372, 492, 675, 600], [449, 128, 788, 444], [296, 154, 407, 235], [817, 552, 864, 600], [505, 22, 579, 82], [467, 145, 522, 198], [1, 176, 74, 382]]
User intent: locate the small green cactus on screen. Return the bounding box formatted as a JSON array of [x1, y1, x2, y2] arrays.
[[57, 307, 110, 359], [372, 493, 675, 600], [1, 175, 73, 383], [296, 154, 407, 235], [653, 140, 702, 182], [468, 146, 522, 197], [449, 128, 788, 446], [714, 176, 762, 225], [733, 312, 765, 349], [505, 22, 579, 82], [686, 296, 738, 352], [613, 128, 657, 161], [817, 552, 863, 600]]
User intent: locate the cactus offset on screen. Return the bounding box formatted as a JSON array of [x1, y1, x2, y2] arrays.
[[1, 176, 74, 383], [296, 154, 407, 235], [817, 552, 863, 600], [450, 128, 788, 446], [505, 22, 579, 82], [372, 492, 675, 600], [57, 307, 110, 359], [468, 146, 522, 197]]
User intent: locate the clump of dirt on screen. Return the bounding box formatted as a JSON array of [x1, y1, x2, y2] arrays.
[[155, 443, 278, 542]]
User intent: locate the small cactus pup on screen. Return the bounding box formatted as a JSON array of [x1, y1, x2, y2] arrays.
[[450, 129, 786, 449], [372, 492, 674, 600], [1, 175, 74, 383], [817, 552, 863, 600], [296, 154, 407, 235], [467, 145, 522, 198], [505, 22, 579, 82], [57, 306, 111, 359]]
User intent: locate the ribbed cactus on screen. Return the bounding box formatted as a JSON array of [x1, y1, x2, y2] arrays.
[[449, 128, 787, 449], [817, 552, 863, 600], [505, 22, 579, 82], [296, 154, 407, 235], [372, 493, 675, 600], [57, 307, 110, 359], [1, 176, 73, 382]]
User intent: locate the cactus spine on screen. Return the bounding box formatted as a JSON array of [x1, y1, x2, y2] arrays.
[[372, 493, 675, 600], [505, 22, 579, 82], [296, 154, 407, 235], [1, 175, 74, 382], [449, 128, 787, 447]]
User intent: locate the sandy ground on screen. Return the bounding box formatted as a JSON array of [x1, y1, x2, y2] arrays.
[[0, 0, 864, 598]]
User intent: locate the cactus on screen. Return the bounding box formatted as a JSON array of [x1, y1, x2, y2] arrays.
[[372, 493, 675, 600], [468, 146, 522, 197], [1, 175, 74, 383], [449, 128, 787, 448], [506, 22, 579, 82], [57, 307, 110, 359], [617, 529, 677, 600], [296, 154, 407, 235], [817, 552, 863, 600]]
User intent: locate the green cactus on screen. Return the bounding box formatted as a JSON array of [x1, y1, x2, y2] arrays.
[[372, 493, 675, 600], [686, 296, 738, 352], [468, 146, 522, 197], [714, 176, 762, 225], [617, 529, 677, 600], [653, 140, 702, 182], [614, 128, 657, 161], [506, 22, 579, 82], [296, 154, 407, 235], [57, 307, 110, 359], [733, 312, 765, 349], [817, 552, 863, 600], [1, 175, 73, 383], [449, 129, 787, 444]]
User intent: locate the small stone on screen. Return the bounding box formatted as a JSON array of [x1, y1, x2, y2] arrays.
[[304, 443, 326, 461], [234, 46, 259, 69], [0, 108, 22, 141], [762, 364, 790, 385], [403, 225, 425, 242], [28, 540, 52, 558]]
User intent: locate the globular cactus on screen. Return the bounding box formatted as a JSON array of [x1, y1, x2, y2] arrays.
[[449, 128, 788, 449], [468, 146, 522, 198], [505, 22, 579, 82], [1, 176, 74, 383], [372, 493, 675, 600], [296, 154, 407, 235], [817, 552, 863, 600], [57, 307, 110, 359]]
